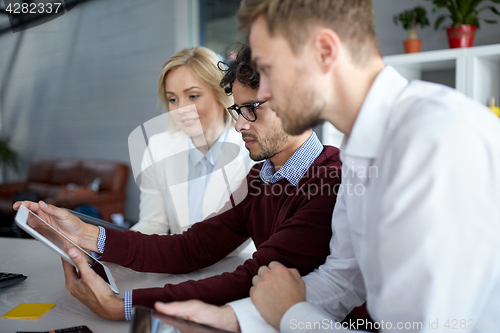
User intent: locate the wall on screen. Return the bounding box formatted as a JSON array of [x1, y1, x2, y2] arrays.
[[0, 0, 193, 221], [374, 0, 500, 56]]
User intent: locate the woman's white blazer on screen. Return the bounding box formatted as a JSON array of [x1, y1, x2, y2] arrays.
[[131, 125, 254, 235]]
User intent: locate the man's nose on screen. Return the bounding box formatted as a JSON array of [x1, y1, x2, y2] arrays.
[[257, 77, 272, 101], [235, 114, 250, 133]]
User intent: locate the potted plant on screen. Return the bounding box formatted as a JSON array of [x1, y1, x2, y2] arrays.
[[393, 6, 430, 53], [426, 0, 500, 48], [0, 137, 19, 182]]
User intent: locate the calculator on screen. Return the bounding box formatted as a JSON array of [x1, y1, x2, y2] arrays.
[[0, 272, 27, 288]]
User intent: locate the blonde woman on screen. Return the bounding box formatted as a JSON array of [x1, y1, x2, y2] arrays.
[[131, 47, 253, 235]]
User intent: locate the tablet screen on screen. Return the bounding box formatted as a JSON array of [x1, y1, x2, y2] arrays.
[[25, 209, 110, 284], [131, 306, 235, 333]]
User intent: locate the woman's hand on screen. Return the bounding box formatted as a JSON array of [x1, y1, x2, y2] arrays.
[[13, 200, 100, 253]]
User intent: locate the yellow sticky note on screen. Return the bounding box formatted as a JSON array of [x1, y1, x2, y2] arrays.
[[1, 303, 56, 319]]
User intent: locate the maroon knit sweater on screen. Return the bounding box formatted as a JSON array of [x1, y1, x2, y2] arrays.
[[101, 146, 341, 308]]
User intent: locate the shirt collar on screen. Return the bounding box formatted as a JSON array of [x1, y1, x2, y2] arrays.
[[260, 132, 323, 186], [341, 66, 408, 159], [189, 129, 228, 166]]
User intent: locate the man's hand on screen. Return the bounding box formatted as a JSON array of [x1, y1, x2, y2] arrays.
[[13, 200, 100, 252], [155, 300, 241, 332], [250, 261, 306, 329], [62, 248, 125, 321]]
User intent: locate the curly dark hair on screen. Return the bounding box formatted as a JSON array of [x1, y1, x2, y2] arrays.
[[219, 44, 260, 95]]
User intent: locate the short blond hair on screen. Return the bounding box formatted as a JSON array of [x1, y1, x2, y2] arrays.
[[158, 47, 233, 123], [237, 0, 381, 64]]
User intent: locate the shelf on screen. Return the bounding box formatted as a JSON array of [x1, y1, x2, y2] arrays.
[[384, 48, 467, 93], [467, 44, 500, 106]]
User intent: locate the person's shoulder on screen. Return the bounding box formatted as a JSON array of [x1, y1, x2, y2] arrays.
[[314, 146, 341, 166], [322, 145, 340, 158], [244, 161, 264, 185], [396, 81, 486, 123], [391, 81, 500, 142], [301, 146, 342, 185], [145, 131, 189, 165], [148, 130, 187, 149], [385, 81, 500, 161], [248, 161, 264, 175]]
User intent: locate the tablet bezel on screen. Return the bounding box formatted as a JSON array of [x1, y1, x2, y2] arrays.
[[14, 204, 119, 294]]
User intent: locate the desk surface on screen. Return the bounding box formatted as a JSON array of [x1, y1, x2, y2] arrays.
[[0, 237, 252, 333]]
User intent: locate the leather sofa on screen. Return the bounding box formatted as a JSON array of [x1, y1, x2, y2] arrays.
[[0, 158, 129, 222]]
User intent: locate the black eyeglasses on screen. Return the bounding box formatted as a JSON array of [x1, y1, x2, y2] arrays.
[[227, 101, 267, 122]]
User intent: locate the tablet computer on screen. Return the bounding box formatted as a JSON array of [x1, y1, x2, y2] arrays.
[[14, 204, 119, 294], [131, 306, 236, 333]]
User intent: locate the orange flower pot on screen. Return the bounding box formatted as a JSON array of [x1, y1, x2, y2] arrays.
[[403, 39, 422, 53]]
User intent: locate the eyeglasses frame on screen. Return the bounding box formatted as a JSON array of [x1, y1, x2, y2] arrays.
[[227, 101, 267, 122]]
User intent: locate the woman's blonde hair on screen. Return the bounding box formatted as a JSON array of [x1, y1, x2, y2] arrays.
[[158, 47, 234, 125]]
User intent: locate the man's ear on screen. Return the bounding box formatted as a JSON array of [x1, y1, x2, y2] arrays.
[[313, 29, 340, 73]]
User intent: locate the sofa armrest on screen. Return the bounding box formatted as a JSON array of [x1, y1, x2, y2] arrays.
[[50, 192, 125, 208], [0, 182, 28, 199]]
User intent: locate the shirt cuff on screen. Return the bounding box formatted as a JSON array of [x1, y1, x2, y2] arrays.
[[228, 298, 278, 333], [124, 290, 133, 321], [91, 226, 106, 260], [280, 302, 341, 333]]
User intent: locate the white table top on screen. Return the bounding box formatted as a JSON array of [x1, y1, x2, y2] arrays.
[[0, 237, 252, 333]]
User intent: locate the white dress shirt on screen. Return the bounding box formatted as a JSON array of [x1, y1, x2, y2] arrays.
[[229, 66, 500, 333]]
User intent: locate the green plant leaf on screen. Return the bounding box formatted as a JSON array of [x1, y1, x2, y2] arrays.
[[470, 0, 484, 10], [450, 1, 465, 25], [431, 0, 450, 6], [482, 18, 498, 23], [0, 137, 19, 174], [427, 0, 500, 30], [471, 16, 480, 27], [434, 15, 448, 30], [427, 0, 499, 27], [428, 0, 450, 13], [459, 0, 475, 17], [489, 5, 500, 15], [393, 6, 430, 30]]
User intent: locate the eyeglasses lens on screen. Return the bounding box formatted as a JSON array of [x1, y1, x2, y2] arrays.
[[241, 107, 256, 121]]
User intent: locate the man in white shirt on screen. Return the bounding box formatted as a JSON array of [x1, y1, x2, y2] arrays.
[[154, 0, 500, 332]]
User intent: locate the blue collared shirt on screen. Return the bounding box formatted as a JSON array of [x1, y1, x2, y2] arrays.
[[259, 132, 323, 186], [187, 130, 227, 226]]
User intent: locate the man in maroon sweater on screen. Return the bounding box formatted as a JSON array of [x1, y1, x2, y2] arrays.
[[13, 45, 342, 321]]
